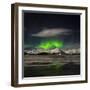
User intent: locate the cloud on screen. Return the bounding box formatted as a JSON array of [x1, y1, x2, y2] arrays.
[[31, 28, 71, 37]]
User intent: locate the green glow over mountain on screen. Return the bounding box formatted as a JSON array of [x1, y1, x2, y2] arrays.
[[37, 40, 63, 49]]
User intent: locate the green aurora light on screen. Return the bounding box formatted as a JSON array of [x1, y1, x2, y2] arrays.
[[37, 40, 63, 49]]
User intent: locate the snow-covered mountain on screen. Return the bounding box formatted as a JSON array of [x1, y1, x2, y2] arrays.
[[61, 48, 80, 54], [24, 48, 80, 55]]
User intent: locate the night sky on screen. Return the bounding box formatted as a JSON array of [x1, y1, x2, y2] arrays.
[[23, 11, 80, 49]]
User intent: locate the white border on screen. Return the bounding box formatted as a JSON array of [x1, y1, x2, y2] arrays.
[[18, 6, 86, 84]]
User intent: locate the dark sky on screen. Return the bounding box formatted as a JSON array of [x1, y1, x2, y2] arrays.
[[23, 11, 80, 49]]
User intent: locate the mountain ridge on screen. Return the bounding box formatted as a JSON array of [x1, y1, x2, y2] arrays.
[[24, 48, 80, 55]]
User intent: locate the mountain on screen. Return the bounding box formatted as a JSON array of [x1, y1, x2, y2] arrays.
[[61, 48, 80, 54], [24, 48, 80, 55]]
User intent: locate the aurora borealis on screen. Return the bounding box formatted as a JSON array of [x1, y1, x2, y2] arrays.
[[23, 11, 80, 50], [37, 40, 63, 49]]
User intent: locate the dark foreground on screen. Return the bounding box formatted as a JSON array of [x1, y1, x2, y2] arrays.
[[24, 55, 80, 77]]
